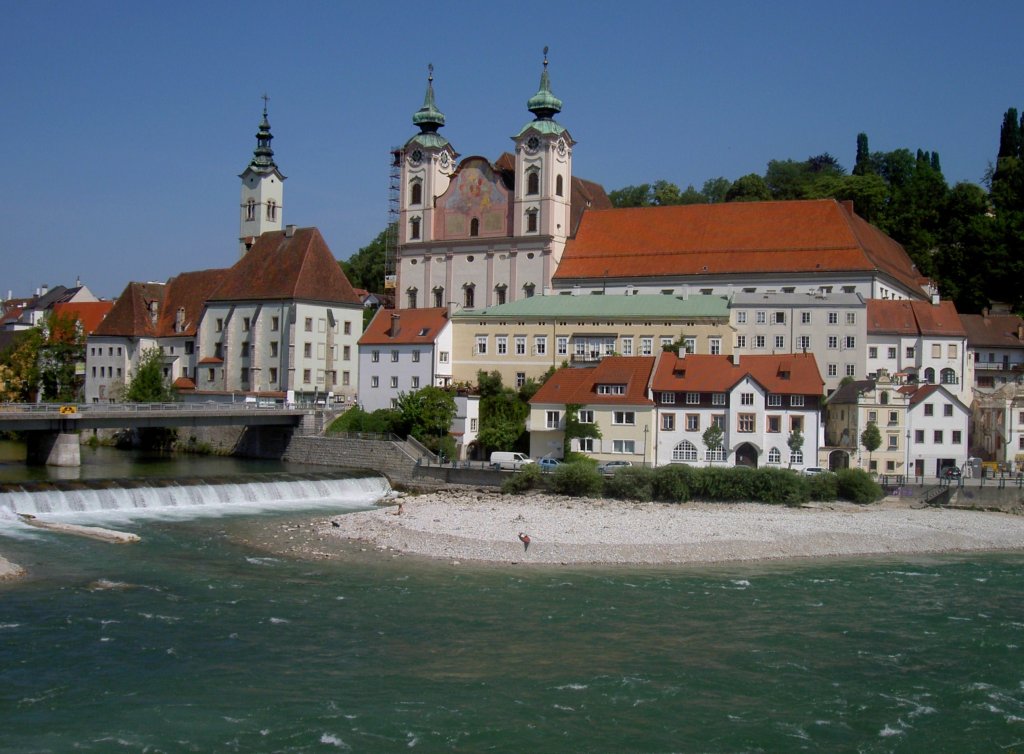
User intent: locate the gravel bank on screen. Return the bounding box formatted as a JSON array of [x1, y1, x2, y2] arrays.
[[302, 489, 1024, 566], [0, 554, 24, 580]]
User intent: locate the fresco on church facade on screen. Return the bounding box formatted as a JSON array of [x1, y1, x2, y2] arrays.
[[435, 158, 511, 239]]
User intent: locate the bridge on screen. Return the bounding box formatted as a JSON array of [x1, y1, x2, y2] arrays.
[[0, 402, 315, 467]]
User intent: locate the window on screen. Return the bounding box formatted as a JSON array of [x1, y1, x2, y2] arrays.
[[496, 336, 508, 355], [682, 337, 696, 354], [270, 316, 279, 331], [775, 335, 785, 349], [828, 336, 838, 349], [846, 364, 856, 377], [475, 337, 487, 355], [515, 372, 525, 388], [613, 411, 636, 425], [524, 283, 535, 298], [941, 404, 953, 418], [686, 392, 699, 405], [470, 218, 480, 237], [269, 367, 278, 383], [216, 318, 223, 332], [303, 343, 312, 358], [767, 415, 781, 433], [527, 170, 539, 195], [470, 418, 478, 432], [952, 431, 962, 444], [515, 336, 526, 356], [432, 287, 444, 308], [556, 175, 564, 196], [709, 338, 721, 355], [941, 368, 957, 385], [738, 414, 755, 432], [304, 317, 313, 332], [797, 335, 810, 350], [768, 447, 781, 464], [641, 338, 653, 356], [390, 351, 399, 363], [712, 393, 726, 406], [915, 430, 924, 443], [800, 311, 812, 325], [407, 288, 418, 309], [736, 335, 747, 348], [440, 351, 449, 363], [661, 392, 676, 404], [495, 286, 506, 305], [789, 449, 804, 465], [772, 311, 785, 324], [948, 344, 958, 358], [924, 403, 934, 416], [411, 376, 420, 389], [673, 440, 698, 462], [767, 394, 782, 407], [906, 347, 915, 359], [410, 217, 421, 239], [706, 445, 726, 462], [240, 367, 249, 384], [578, 438, 595, 452], [740, 392, 754, 405], [686, 414, 700, 431], [185, 341, 194, 354], [869, 347, 878, 359], [756, 311, 766, 324], [886, 434, 898, 450], [828, 312, 838, 325], [868, 410, 878, 422], [526, 209, 538, 233], [245, 198, 256, 221], [613, 440, 636, 454], [578, 410, 594, 423], [924, 367, 935, 383], [267, 200, 277, 221], [371, 350, 380, 363], [240, 341, 249, 357], [846, 312, 856, 325], [464, 285, 475, 309], [754, 335, 765, 349], [933, 430, 943, 444], [371, 376, 379, 388], [410, 181, 422, 205], [207, 368, 215, 381], [390, 376, 399, 388], [303, 369, 311, 383], [791, 416, 803, 432], [557, 337, 568, 356], [737, 312, 747, 324], [662, 413, 675, 431], [546, 410, 561, 429], [534, 336, 547, 356], [845, 336, 856, 349]]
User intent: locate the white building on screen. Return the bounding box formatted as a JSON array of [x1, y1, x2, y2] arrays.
[[905, 384, 971, 477], [357, 307, 453, 413], [238, 101, 285, 257]]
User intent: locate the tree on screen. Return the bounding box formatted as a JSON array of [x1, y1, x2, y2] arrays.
[[703, 423, 724, 462], [725, 173, 771, 202], [853, 133, 872, 176], [562, 403, 601, 459], [124, 348, 176, 403], [608, 184, 653, 208], [0, 328, 43, 402], [395, 386, 456, 452], [787, 428, 804, 469], [860, 422, 881, 471], [701, 177, 731, 204], [340, 227, 388, 293], [37, 311, 86, 402]]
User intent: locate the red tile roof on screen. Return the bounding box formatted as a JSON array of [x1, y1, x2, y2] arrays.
[[155, 269, 228, 337], [867, 299, 966, 337], [50, 301, 114, 334], [209, 227, 361, 305], [556, 199, 922, 292], [959, 313, 1024, 348], [91, 282, 166, 338], [530, 357, 656, 406], [358, 307, 449, 345], [651, 353, 824, 396]]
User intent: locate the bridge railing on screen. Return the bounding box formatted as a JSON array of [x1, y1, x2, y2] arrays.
[[0, 401, 307, 414]]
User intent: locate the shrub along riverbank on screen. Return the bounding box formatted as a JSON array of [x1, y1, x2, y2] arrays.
[[502, 462, 883, 506]]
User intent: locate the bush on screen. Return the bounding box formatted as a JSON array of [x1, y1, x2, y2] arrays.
[[501, 463, 543, 494], [548, 461, 604, 497], [749, 468, 809, 506], [691, 466, 759, 502], [835, 468, 883, 504], [806, 472, 839, 502], [651, 464, 695, 503], [604, 466, 655, 501]]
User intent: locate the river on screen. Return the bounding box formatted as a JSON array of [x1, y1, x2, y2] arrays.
[[1, 443, 1022, 752]]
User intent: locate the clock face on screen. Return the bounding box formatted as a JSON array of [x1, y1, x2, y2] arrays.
[[526, 136, 540, 153], [440, 152, 449, 169], [557, 139, 567, 156], [409, 149, 423, 166]]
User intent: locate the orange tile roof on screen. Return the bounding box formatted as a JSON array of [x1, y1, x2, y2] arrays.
[[91, 281, 166, 338], [556, 199, 922, 292], [530, 357, 656, 406], [156, 269, 227, 337], [651, 352, 824, 395], [959, 313, 1024, 348], [209, 227, 361, 305], [51, 301, 114, 334], [358, 307, 449, 346], [867, 299, 966, 337]]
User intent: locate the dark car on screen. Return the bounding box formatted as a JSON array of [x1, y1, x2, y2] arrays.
[[941, 466, 962, 480]]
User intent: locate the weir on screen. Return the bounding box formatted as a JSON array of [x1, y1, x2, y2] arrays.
[[0, 472, 391, 520]]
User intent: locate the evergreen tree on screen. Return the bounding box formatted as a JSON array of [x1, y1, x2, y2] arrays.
[[853, 132, 871, 176]]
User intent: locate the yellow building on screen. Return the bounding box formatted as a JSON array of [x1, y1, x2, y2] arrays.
[[449, 293, 731, 388]]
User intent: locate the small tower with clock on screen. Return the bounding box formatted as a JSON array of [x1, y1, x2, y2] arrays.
[[399, 65, 458, 248], [512, 48, 574, 248], [238, 96, 286, 257]]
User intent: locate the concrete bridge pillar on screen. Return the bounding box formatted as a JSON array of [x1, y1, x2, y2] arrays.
[[25, 431, 81, 467]]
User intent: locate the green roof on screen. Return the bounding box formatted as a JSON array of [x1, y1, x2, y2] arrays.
[[405, 132, 451, 150], [452, 294, 730, 320]]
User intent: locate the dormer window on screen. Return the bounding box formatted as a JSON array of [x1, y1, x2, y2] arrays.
[[470, 217, 480, 237], [527, 169, 539, 195], [410, 180, 422, 206]]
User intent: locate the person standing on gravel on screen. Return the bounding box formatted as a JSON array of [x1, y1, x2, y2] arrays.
[[518, 532, 531, 551]]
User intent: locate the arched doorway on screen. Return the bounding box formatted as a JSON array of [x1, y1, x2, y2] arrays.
[[735, 443, 759, 468], [828, 449, 851, 471]]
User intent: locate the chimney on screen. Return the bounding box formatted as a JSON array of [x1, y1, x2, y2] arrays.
[[1018, 323, 1023, 342], [732, 352, 740, 366], [931, 293, 940, 305], [390, 313, 400, 338], [285, 224, 296, 238]]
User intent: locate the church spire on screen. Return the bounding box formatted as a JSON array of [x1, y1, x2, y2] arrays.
[[412, 64, 446, 134], [526, 46, 562, 121], [249, 94, 277, 173]]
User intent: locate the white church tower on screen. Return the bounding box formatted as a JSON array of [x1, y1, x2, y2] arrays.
[[239, 97, 285, 257]]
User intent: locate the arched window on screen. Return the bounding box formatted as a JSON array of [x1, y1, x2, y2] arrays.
[[410, 217, 421, 240], [470, 217, 480, 237], [526, 209, 538, 233], [406, 287, 418, 309], [941, 368, 957, 385], [245, 199, 256, 221], [924, 367, 935, 383], [410, 181, 422, 205], [523, 283, 535, 298], [556, 175, 564, 197], [672, 440, 698, 462], [767, 447, 781, 464], [266, 200, 277, 221], [464, 284, 475, 309], [527, 170, 539, 195], [880, 391, 889, 405]]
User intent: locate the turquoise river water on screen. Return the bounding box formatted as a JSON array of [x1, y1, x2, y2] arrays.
[[1, 446, 1023, 752]]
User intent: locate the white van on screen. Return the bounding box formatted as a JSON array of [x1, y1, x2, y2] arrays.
[[490, 452, 535, 471]]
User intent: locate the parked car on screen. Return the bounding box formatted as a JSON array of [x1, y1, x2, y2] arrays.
[[538, 458, 562, 472], [803, 467, 827, 476], [941, 466, 962, 480], [490, 451, 534, 471], [597, 460, 633, 475]]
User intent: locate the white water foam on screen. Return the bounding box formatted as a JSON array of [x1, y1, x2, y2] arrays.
[[0, 475, 391, 534]]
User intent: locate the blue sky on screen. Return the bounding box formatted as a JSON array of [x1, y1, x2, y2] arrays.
[[3, 1, 1022, 299]]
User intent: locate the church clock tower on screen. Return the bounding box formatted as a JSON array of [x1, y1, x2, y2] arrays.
[[239, 97, 285, 257]]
